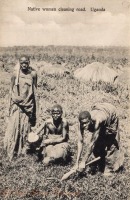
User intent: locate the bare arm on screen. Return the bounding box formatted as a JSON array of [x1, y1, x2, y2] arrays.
[[32, 70, 39, 121], [34, 122, 46, 136], [75, 126, 84, 167], [32, 70, 37, 89], [83, 121, 100, 163]]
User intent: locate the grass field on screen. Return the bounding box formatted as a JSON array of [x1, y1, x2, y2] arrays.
[[0, 46, 130, 200]]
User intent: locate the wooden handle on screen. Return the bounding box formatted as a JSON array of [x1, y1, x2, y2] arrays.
[[85, 156, 100, 166], [15, 65, 20, 96], [15, 65, 20, 86], [61, 156, 101, 181]]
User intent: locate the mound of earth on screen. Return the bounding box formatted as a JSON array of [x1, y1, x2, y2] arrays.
[[33, 61, 70, 75], [115, 68, 130, 86], [39, 63, 70, 76], [74, 62, 118, 83]]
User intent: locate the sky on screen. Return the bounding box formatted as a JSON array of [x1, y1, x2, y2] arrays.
[[0, 0, 130, 47]]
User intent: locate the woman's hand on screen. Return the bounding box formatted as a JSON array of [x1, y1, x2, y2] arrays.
[[12, 96, 23, 104], [78, 160, 86, 172]]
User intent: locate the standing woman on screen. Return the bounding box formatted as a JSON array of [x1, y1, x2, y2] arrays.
[[4, 55, 37, 161]]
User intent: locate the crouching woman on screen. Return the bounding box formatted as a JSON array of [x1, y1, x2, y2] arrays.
[[28, 104, 70, 165]]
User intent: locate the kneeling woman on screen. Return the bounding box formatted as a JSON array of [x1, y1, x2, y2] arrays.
[[29, 104, 70, 164]]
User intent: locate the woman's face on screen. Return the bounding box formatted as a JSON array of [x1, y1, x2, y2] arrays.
[[20, 57, 29, 72], [80, 118, 90, 130], [52, 109, 62, 121]]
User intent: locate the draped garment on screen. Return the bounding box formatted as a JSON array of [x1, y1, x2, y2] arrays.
[[4, 69, 36, 160]]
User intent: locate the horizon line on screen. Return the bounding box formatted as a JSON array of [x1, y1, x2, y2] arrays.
[[0, 45, 130, 48]]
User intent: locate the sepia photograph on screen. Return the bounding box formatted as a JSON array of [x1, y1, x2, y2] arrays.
[[0, 0, 130, 199]]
